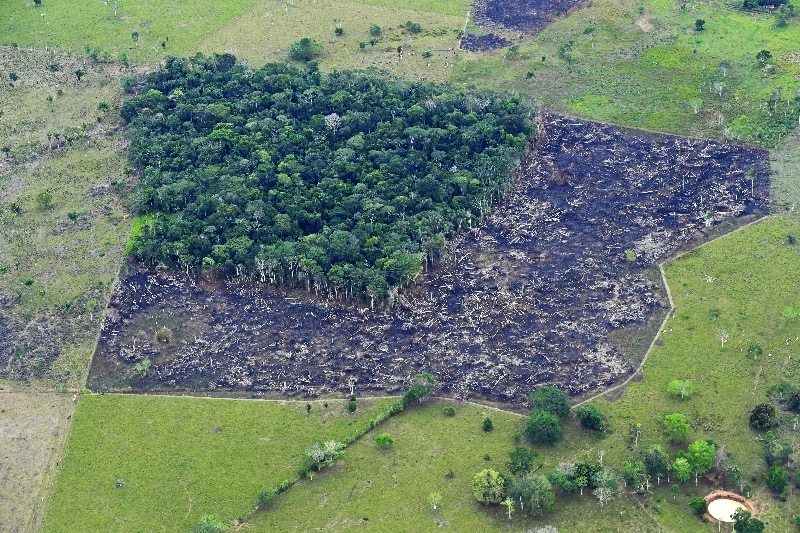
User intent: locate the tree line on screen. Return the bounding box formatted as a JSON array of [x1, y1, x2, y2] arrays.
[[121, 53, 533, 304]]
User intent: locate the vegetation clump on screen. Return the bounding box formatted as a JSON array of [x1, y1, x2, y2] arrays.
[[121, 54, 532, 302]]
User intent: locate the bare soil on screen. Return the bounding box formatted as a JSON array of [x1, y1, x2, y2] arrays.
[[460, 33, 513, 52], [88, 114, 770, 404]]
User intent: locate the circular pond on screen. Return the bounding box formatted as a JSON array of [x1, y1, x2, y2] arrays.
[[707, 498, 747, 522]]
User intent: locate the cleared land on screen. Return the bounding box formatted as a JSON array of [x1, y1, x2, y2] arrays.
[[245, 215, 800, 532], [88, 115, 769, 403], [454, 0, 800, 146], [0, 392, 74, 533], [41, 394, 396, 532], [198, 0, 465, 82]]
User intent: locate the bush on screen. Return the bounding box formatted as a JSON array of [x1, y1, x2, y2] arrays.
[[472, 469, 505, 504], [667, 379, 695, 399], [369, 24, 382, 36], [442, 405, 455, 416], [689, 497, 707, 516], [662, 413, 690, 443], [192, 514, 228, 533], [765, 465, 788, 493], [507, 447, 538, 476], [375, 432, 394, 449], [254, 486, 276, 507], [402, 373, 435, 406], [404, 21, 422, 33], [525, 409, 562, 444], [482, 416, 494, 432], [288, 38, 323, 62], [575, 404, 606, 431], [347, 399, 357, 412], [528, 386, 570, 418], [749, 403, 778, 430], [122, 75, 137, 94]]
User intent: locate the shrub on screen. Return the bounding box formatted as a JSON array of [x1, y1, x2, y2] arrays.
[[472, 469, 505, 504], [404, 21, 422, 33], [575, 404, 606, 431], [525, 409, 562, 444], [122, 75, 137, 94], [156, 326, 172, 343], [402, 372, 435, 406], [334, 27, 344, 36], [254, 486, 276, 507], [507, 447, 538, 476], [749, 403, 777, 430], [369, 24, 382, 36], [288, 38, 323, 62], [662, 413, 690, 443], [765, 465, 788, 493], [192, 514, 228, 533], [442, 405, 455, 416], [482, 416, 494, 432], [667, 379, 695, 399], [347, 399, 356, 412], [528, 386, 570, 418], [690, 497, 707, 515], [375, 432, 394, 449]]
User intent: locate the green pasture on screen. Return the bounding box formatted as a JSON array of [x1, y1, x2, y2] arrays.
[[454, 0, 800, 146], [41, 394, 396, 532]]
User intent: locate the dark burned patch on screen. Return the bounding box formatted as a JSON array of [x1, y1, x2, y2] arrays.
[[471, 0, 584, 39], [460, 33, 512, 53], [89, 115, 770, 404]]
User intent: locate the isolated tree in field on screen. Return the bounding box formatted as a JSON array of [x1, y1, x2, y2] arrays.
[[1, 144, 11, 159], [402, 372, 435, 406], [765, 465, 787, 493], [472, 469, 506, 504], [508, 474, 555, 516], [375, 432, 394, 449], [122, 75, 137, 94], [765, 435, 792, 466], [289, 37, 324, 62], [687, 440, 715, 485], [131, 31, 139, 44], [671, 457, 691, 482], [74, 69, 85, 82], [747, 343, 763, 360], [192, 514, 228, 533], [645, 446, 670, 484], [9, 72, 18, 83], [756, 50, 772, 66], [695, 19, 705, 30], [689, 497, 707, 516], [591, 469, 617, 506], [749, 403, 777, 430], [663, 413, 690, 443], [34, 0, 42, 6], [732, 509, 765, 533], [507, 447, 539, 477], [529, 386, 570, 418], [369, 24, 382, 37], [525, 409, 562, 444], [668, 379, 695, 399], [36, 190, 54, 209], [575, 404, 606, 431]]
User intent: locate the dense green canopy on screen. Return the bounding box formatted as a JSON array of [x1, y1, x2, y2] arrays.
[[122, 53, 532, 301]]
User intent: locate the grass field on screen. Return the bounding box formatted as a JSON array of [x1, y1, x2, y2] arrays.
[[198, 0, 465, 82], [243, 215, 800, 532], [0, 392, 74, 533], [41, 394, 396, 532], [771, 128, 800, 211], [453, 0, 800, 146]]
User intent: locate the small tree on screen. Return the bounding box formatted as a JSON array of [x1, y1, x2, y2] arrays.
[[254, 486, 277, 507], [575, 404, 606, 431], [508, 474, 555, 516], [288, 38, 324, 62], [375, 432, 394, 449], [756, 50, 772, 66], [591, 469, 617, 506], [645, 446, 670, 485], [36, 190, 54, 209], [482, 415, 494, 432], [472, 469, 506, 504], [192, 514, 228, 533], [689, 497, 707, 516], [369, 24, 382, 37], [687, 440, 715, 485], [667, 379, 695, 399], [507, 447, 539, 477], [671, 457, 691, 482], [695, 19, 705, 30], [529, 386, 570, 418], [403, 372, 435, 406], [749, 403, 777, 430], [733, 509, 765, 533], [765, 465, 788, 493], [525, 409, 562, 444], [34, 0, 42, 6], [663, 413, 690, 443], [122, 75, 137, 94]]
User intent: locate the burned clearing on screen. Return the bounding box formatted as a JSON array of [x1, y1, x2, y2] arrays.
[[89, 115, 769, 403], [462, 0, 584, 51]]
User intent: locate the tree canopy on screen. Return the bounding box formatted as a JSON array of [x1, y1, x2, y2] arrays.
[[121, 54, 533, 303], [528, 386, 570, 418]]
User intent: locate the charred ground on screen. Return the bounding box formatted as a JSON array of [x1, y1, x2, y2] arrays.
[[89, 115, 770, 403]]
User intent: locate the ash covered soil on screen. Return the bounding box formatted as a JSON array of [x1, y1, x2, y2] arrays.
[[89, 115, 770, 403]]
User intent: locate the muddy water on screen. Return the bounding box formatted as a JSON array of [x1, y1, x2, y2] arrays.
[[88, 115, 770, 404]]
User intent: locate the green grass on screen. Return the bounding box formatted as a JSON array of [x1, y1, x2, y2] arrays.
[[453, 0, 800, 146], [243, 215, 800, 532], [350, 0, 469, 17], [0, 0, 259, 63], [42, 394, 397, 532], [198, 0, 464, 82], [770, 128, 800, 211], [125, 214, 154, 256]]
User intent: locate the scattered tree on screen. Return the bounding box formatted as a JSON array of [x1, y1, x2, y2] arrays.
[[404, 20, 422, 33], [733, 509, 765, 533], [575, 404, 606, 431], [482, 415, 494, 432], [369, 24, 382, 36], [288, 37, 324, 62], [689, 497, 707, 516], [756, 50, 772, 66], [663, 413, 690, 443], [667, 379, 695, 399], [508, 473, 555, 516], [122, 75, 137, 94], [507, 447, 539, 477], [192, 514, 228, 533], [749, 403, 778, 430], [36, 190, 54, 209], [687, 440, 715, 485], [403, 373, 435, 406], [765, 465, 788, 493], [501, 497, 514, 519], [472, 469, 506, 504], [525, 409, 562, 444], [529, 386, 570, 418], [695, 19, 705, 30], [74, 69, 85, 82], [645, 446, 670, 484], [671, 457, 691, 482]]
